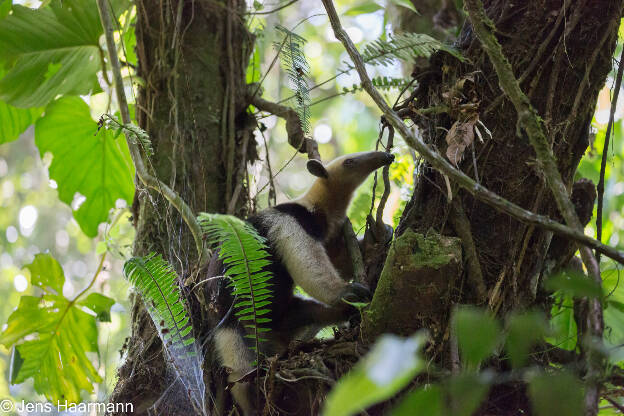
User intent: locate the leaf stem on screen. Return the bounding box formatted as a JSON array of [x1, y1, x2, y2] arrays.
[[53, 252, 107, 335], [72, 253, 107, 303]]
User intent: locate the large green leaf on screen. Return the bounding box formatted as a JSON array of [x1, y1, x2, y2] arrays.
[[545, 269, 603, 299], [0, 100, 42, 143], [0, 253, 115, 403], [35, 97, 135, 237], [0, 0, 102, 107], [0, 67, 43, 144], [344, 3, 383, 16], [26, 250, 65, 294], [603, 267, 624, 362], [446, 372, 491, 416], [0, 0, 11, 21], [390, 386, 443, 416], [505, 311, 548, 368], [78, 292, 116, 322], [547, 292, 578, 351]]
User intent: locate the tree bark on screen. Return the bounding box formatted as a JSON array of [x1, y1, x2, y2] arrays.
[[397, 0, 620, 314], [110, 1, 253, 414], [391, 0, 621, 411]]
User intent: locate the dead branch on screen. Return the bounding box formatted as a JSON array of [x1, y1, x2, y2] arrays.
[[342, 219, 366, 284], [249, 94, 321, 160]]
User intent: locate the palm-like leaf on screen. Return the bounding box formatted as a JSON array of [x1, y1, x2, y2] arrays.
[[197, 213, 274, 355]]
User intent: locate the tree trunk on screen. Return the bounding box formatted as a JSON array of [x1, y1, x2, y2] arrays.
[[385, 0, 620, 412], [110, 1, 253, 414], [396, 0, 619, 322]]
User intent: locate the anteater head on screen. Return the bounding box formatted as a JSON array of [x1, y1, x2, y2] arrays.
[[300, 151, 395, 220]]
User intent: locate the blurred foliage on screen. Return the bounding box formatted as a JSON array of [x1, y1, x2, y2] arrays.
[[325, 308, 592, 416], [323, 333, 426, 416]]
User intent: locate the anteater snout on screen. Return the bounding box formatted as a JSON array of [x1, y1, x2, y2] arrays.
[[383, 152, 395, 164]]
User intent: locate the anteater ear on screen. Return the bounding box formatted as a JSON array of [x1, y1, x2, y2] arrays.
[[306, 159, 329, 179]]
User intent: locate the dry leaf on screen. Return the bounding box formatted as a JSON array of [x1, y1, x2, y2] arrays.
[[445, 118, 476, 165]]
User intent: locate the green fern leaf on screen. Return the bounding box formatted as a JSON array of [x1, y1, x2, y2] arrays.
[[124, 254, 195, 348], [123, 253, 205, 411], [274, 25, 311, 135], [361, 32, 463, 67], [197, 213, 274, 356]]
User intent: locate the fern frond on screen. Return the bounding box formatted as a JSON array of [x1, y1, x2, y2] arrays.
[[100, 114, 154, 156], [274, 25, 311, 135], [123, 253, 205, 412], [361, 32, 462, 67], [342, 76, 412, 94], [197, 213, 274, 354]]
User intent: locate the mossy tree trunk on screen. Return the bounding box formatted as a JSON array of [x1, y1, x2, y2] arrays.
[[111, 1, 254, 414]]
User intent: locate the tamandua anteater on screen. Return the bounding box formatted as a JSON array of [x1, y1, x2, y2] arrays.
[[213, 151, 395, 414]]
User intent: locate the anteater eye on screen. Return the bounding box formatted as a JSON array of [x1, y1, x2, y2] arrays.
[[343, 158, 356, 167]]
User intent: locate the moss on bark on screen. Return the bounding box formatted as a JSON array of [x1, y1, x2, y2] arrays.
[[362, 230, 462, 341]]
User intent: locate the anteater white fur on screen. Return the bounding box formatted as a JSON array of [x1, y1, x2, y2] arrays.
[[215, 150, 394, 415]]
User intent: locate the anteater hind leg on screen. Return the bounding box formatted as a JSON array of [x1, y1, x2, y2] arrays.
[[275, 295, 357, 341], [214, 327, 257, 416]]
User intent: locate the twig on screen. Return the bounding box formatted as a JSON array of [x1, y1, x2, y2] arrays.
[[604, 396, 624, 413], [597, 46, 624, 262], [246, 0, 299, 15], [96, 0, 208, 262], [319, 0, 624, 265], [260, 130, 277, 206], [368, 125, 387, 223], [375, 124, 394, 236]]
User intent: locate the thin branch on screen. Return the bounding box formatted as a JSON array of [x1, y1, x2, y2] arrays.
[[319, 0, 624, 266], [96, 0, 208, 262], [450, 198, 487, 301], [375, 123, 394, 237], [249, 93, 321, 160], [604, 396, 624, 414], [597, 46, 624, 262], [225, 0, 237, 205], [246, 0, 299, 15]]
